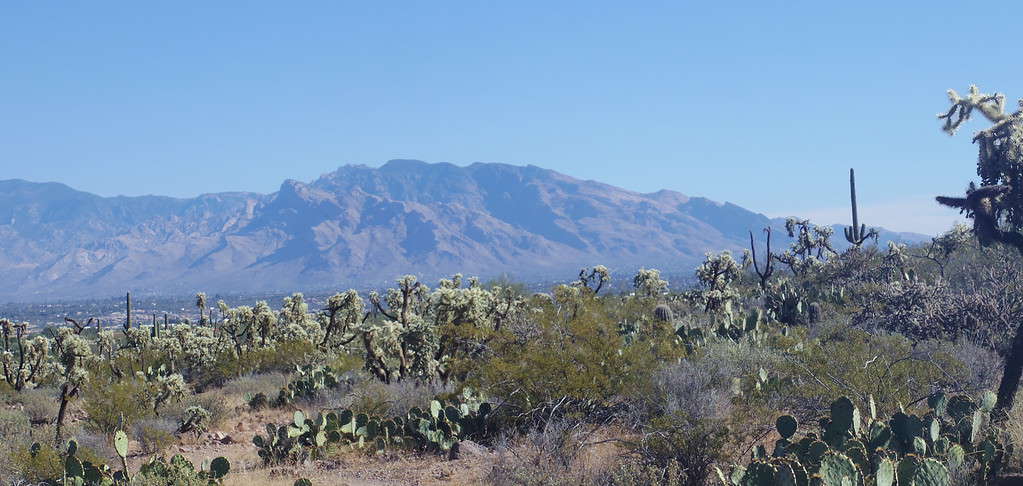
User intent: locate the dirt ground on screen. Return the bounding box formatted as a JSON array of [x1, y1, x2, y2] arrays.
[[123, 406, 495, 486]]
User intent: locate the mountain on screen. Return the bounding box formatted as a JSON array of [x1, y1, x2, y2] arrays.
[[0, 160, 927, 301]]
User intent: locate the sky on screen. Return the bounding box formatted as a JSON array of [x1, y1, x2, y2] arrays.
[[2, 1, 1020, 235]]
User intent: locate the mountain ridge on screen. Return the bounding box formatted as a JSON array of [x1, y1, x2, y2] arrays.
[[0, 160, 927, 302]]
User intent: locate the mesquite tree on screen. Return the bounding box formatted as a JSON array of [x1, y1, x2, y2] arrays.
[[936, 85, 1023, 415]]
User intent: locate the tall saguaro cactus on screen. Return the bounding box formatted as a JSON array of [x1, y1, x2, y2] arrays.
[[125, 292, 132, 331], [936, 85, 1023, 416], [844, 168, 878, 247]]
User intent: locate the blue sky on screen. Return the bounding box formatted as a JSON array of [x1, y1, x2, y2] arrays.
[[2, 1, 1019, 234]]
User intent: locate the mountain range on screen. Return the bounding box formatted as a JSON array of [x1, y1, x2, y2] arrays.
[[0, 160, 927, 301]]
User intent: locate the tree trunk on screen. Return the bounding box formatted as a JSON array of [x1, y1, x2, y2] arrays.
[[55, 385, 70, 444], [995, 321, 1023, 417]]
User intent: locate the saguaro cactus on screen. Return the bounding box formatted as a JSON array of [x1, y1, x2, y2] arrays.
[[125, 291, 132, 331], [747, 227, 775, 290], [844, 168, 878, 247]]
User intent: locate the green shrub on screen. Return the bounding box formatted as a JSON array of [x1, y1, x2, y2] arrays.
[[0, 409, 32, 479], [9, 439, 106, 484], [779, 323, 970, 416], [219, 371, 289, 402], [134, 417, 178, 454], [82, 378, 153, 434], [193, 339, 320, 390], [475, 297, 665, 426]]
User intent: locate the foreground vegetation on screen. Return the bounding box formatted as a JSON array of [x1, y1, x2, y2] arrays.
[[2, 87, 1023, 486]]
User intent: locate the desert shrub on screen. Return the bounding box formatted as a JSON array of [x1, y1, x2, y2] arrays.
[[345, 378, 452, 417], [166, 392, 229, 431], [0, 409, 32, 479], [852, 244, 1023, 354], [486, 419, 610, 486], [192, 338, 320, 390], [476, 297, 664, 426], [629, 413, 729, 486], [219, 371, 289, 399], [82, 378, 152, 434], [625, 355, 735, 426], [603, 459, 687, 486], [780, 322, 971, 417], [0, 408, 31, 439], [9, 441, 62, 484], [134, 417, 178, 453], [324, 351, 364, 375], [8, 436, 106, 484], [6, 385, 59, 424]]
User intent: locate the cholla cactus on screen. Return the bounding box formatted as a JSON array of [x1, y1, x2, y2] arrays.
[[774, 218, 838, 275], [178, 405, 212, 437], [882, 242, 911, 282], [695, 251, 743, 313], [364, 275, 435, 382], [360, 274, 524, 383], [937, 86, 1023, 415], [253, 301, 278, 346], [937, 85, 1023, 248], [1, 319, 49, 391], [322, 290, 364, 347], [575, 265, 611, 295], [196, 292, 208, 326], [137, 365, 188, 416], [633, 268, 668, 298], [170, 324, 229, 373], [53, 328, 93, 443]]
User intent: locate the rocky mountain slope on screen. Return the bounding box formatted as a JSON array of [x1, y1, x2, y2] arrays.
[[0, 160, 926, 301]]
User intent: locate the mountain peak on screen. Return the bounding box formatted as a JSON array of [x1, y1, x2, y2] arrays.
[[0, 162, 929, 301]]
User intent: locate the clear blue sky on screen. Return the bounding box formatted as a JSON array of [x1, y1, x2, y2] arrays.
[[2, 1, 1019, 234]]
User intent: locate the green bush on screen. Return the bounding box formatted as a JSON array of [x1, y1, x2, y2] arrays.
[[82, 378, 153, 434], [9, 439, 106, 484], [779, 322, 970, 416], [134, 418, 178, 454], [193, 339, 320, 390], [474, 296, 666, 426]]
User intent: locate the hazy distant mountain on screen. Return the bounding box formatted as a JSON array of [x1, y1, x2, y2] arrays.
[[0, 160, 928, 301]]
